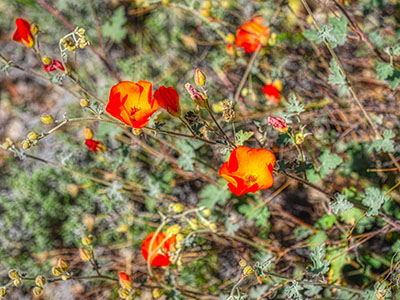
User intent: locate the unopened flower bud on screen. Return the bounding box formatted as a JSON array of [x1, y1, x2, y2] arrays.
[[79, 247, 92, 262], [226, 33, 235, 43], [1, 138, 13, 150], [77, 27, 86, 36], [57, 258, 69, 272], [84, 128, 94, 140], [176, 233, 184, 242], [8, 269, 18, 280], [30, 24, 39, 35], [35, 276, 46, 287], [166, 224, 181, 236], [27, 131, 39, 141], [202, 208, 212, 217], [185, 83, 208, 108], [82, 235, 94, 246], [194, 69, 206, 86], [188, 218, 198, 230], [119, 272, 132, 290], [152, 288, 163, 298], [273, 78, 283, 91], [13, 278, 22, 287], [32, 286, 43, 296], [170, 203, 184, 213], [199, 8, 210, 17], [51, 266, 62, 276], [41, 56, 52, 66], [80, 98, 90, 107], [294, 132, 305, 145], [209, 223, 217, 233], [241, 88, 248, 97], [61, 275, 69, 281], [239, 259, 247, 267], [21, 140, 31, 150], [40, 114, 54, 124], [268, 116, 288, 133], [0, 287, 6, 297], [118, 288, 130, 299], [243, 266, 254, 276]]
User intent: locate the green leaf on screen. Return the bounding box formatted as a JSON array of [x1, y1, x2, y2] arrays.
[[238, 201, 270, 227], [328, 60, 346, 86], [102, 6, 127, 43], [362, 187, 390, 216], [376, 62, 394, 80], [225, 218, 240, 236], [249, 285, 269, 299], [327, 247, 348, 282], [316, 214, 336, 230], [308, 231, 327, 246], [328, 16, 348, 48], [371, 130, 395, 153], [331, 193, 353, 214], [363, 282, 392, 300], [235, 130, 254, 146], [303, 284, 322, 297], [284, 281, 304, 300], [285, 94, 304, 118], [318, 150, 343, 178], [176, 140, 196, 171], [307, 244, 330, 277], [199, 184, 230, 209], [303, 29, 322, 43]]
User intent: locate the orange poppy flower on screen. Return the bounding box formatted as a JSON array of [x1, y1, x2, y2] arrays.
[[154, 86, 181, 117], [219, 146, 276, 196], [141, 232, 176, 267], [119, 272, 132, 289], [85, 139, 106, 152], [262, 84, 280, 103], [106, 81, 159, 128], [234, 17, 269, 53], [13, 18, 34, 48]]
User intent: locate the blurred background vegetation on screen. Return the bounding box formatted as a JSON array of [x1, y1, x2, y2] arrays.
[[1, 0, 400, 299]]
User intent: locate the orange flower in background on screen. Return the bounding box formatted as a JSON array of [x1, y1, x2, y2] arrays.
[[42, 58, 65, 72], [262, 84, 280, 103], [141, 232, 176, 267], [234, 17, 269, 53], [119, 272, 132, 289], [85, 139, 106, 152], [13, 18, 34, 48], [106, 81, 159, 128], [219, 146, 276, 196], [154, 86, 181, 117]]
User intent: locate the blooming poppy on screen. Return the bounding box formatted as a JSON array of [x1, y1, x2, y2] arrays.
[[219, 146, 276, 196], [154, 86, 181, 117], [262, 84, 280, 103], [106, 81, 159, 128], [234, 17, 269, 53], [85, 139, 106, 152], [42, 58, 65, 72], [13, 18, 34, 48], [141, 232, 176, 267]]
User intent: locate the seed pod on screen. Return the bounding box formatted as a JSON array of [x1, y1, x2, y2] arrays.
[[223, 109, 235, 122]]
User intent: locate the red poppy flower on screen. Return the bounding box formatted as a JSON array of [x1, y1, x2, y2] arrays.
[[219, 146, 276, 196], [154, 86, 181, 117], [119, 272, 132, 289], [262, 84, 280, 103], [106, 81, 159, 128], [85, 139, 106, 152], [141, 232, 176, 267], [13, 18, 34, 48], [234, 17, 269, 53], [42, 58, 65, 72]]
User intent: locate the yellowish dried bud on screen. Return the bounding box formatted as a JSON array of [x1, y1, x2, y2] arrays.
[[223, 109, 235, 122], [152, 288, 163, 298], [21, 140, 31, 150], [189, 218, 198, 230], [194, 69, 206, 86], [13, 278, 22, 287], [209, 223, 217, 233], [241, 88, 248, 97], [185, 83, 208, 108], [8, 269, 18, 280], [222, 99, 233, 110], [30, 24, 39, 35], [82, 235, 94, 246], [32, 286, 43, 296], [202, 208, 212, 217], [294, 132, 305, 145], [132, 128, 142, 135], [243, 266, 254, 276], [35, 276, 46, 287], [273, 78, 283, 91], [171, 203, 185, 213], [84, 128, 94, 140], [80, 98, 90, 107], [118, 288, 130, 299], [166, 224, 181, 236], [61, 275, 69, 281], [226, 33, 235, 44], [0, 287, 6, 297], [27, 131, 39, 141], [42, 57, 51, 66], [77, 27, 86, 36], [40, 114, 54, 124], [57, 258, 69, 272], [176, 234, 184, 242], [51, 266, 62, 276], [1, 138, 13, 150], [79, 247, 92, 262], [239, 259, 247, 267], [161, 0, 170, 3]]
